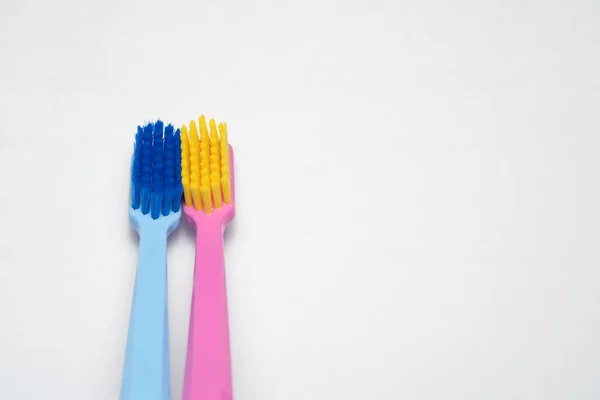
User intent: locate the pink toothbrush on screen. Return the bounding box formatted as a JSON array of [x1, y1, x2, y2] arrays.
[[180, 115, 235, 400]]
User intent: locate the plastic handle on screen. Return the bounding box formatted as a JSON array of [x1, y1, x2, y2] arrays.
[[183, 219, 232, 400], [121, 226, 171, 400]]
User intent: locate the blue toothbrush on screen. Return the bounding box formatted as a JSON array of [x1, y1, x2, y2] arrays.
[[121, 121, 183, 400]]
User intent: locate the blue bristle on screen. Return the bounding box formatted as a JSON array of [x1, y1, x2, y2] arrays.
[[140, 123, 153, 214], [172, 128, 183, 212], [131, 120, 182, 217], [131, 126, 143, 209], [162, 125, 176, 216], [150, 121, 164, 219]]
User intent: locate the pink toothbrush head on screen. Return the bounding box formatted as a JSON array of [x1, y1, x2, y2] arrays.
[[181, 115, 235, 228]]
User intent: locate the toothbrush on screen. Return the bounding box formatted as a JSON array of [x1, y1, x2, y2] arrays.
[[121, 121, 183, 400], [180, 115, 235, 400]]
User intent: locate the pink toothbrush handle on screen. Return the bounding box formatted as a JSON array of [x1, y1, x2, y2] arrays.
[[183, 219, 232, 400]]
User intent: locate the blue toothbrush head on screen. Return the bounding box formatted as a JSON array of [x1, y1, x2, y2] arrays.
[[131, 121, 182, 219]]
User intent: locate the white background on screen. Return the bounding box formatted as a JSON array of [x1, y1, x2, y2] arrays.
[[1, 0, 599, 399]]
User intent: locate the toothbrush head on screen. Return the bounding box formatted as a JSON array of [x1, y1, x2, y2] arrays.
[[180, 115, 235, 223], [130, 120, 183, 230]]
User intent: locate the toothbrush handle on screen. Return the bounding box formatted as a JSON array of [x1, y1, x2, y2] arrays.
[[121, 228, 171, 400], [183, 223, 232, 400]]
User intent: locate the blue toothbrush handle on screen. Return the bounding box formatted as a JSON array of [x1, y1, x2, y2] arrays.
[[121, 227, 171, 400]]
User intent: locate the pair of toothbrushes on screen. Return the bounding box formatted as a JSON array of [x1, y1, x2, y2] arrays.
[[121, 116, 235, 400]]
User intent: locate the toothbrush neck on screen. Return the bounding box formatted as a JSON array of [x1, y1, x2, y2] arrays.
[[194, 219, 225, 249]]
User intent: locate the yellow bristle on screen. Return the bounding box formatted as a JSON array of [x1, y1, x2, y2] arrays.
[[218, 122, 232, 204], [188, 120, 202, 210], [190, 182, 202, 211], [200, 186, 212, 214], [211, 181, 222, 208], [180, 125, 193, 207], [208, 119, 222, 208], [221, 174, 231, 205], [199, 115, 212, 211]]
